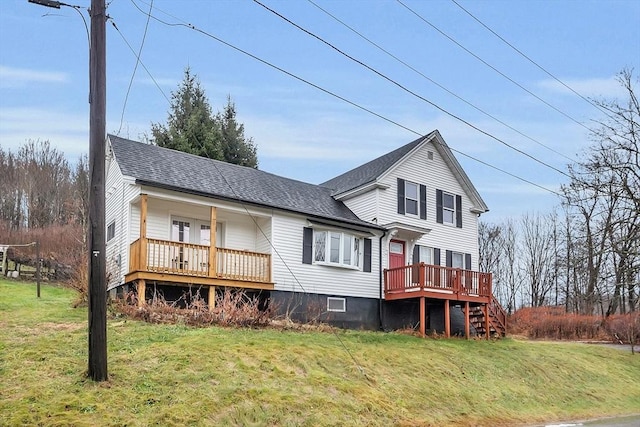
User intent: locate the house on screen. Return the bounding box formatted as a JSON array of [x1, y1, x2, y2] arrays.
[[105, 131, 506, 337]]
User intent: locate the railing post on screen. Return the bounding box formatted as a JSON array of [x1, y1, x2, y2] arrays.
[[140, 194, 148, 271], [209, 207, 217, 278], [419, 262, 425, 290]]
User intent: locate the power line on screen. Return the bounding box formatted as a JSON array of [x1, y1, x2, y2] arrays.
[[127, 0, 561, 196], [116, 0, 154, 135], [396, 0, 594, 133], [125, 0, 373, 381], [253, 0, 571, 180], [449, 0, 615, 117], [306, 0, 576, 163], [109, 20, 170, 104]]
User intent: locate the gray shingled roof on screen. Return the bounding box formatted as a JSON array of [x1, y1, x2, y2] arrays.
[[320, 133, 433, 195], [109, 135, 380, 229]]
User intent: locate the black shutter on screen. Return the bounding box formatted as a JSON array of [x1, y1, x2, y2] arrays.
[[363, 238, 372, 272], [465, 253, 472, 270], [302, 227, 313, 264], [436, 189, 443, 224], [433, 248, 441, 265], [412, 244, 420, 284], [397, 178, 405, 214], [419, 184, 427, 220], [445, 250, 452, 268], [456, 194, 462, 228]]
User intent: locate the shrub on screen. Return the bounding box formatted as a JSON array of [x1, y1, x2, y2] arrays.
[[114, 287, 273, 328], [605, 312, 640, 353]]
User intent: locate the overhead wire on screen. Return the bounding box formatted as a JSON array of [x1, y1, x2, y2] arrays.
[[109, 20, 171, 104], [126, 0, 374, 381], [116, 0, 154, 135], [128, 0, 561, 196], [449, 0, 615, 117], [395, 0, 594, 133], [252, 0, 571, 180], [306, 0, 576, 163]]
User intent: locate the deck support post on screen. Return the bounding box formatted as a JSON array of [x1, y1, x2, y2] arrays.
[[419, 296, 425, 338], [464, 301, 470, 339], [209, 207, 217, 278], [484, 303, 490, 340], [140, 194, 148, 270], [444, 300, 450, 338], [137, 279, 146, 307], [208, 285, 216, 311]]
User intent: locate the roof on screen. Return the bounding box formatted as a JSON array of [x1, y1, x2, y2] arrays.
[[321, 130, 488, 213], [108, 135, 381, 229], [320, 133, 432, 195]]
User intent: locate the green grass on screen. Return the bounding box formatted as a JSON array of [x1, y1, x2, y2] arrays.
[[1, 279, 639, 426]]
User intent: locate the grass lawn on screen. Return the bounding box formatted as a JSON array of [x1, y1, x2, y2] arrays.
[[1, 279, 639, 426]]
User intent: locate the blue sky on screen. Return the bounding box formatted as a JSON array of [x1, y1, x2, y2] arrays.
[[1, 0, 638, 222]]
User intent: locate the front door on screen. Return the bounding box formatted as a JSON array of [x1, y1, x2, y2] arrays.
[[389, 240, 405, 269]]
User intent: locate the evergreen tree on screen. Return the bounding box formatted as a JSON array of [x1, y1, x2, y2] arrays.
[[219, 96, 258, 168], [151, 68, 258, 168], [151, 67, 223, 160]]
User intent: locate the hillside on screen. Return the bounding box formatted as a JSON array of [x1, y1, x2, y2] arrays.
[[0, 280, 638, 426]]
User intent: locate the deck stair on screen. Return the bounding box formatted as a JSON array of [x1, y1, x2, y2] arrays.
[[468, 295, 507, 337]]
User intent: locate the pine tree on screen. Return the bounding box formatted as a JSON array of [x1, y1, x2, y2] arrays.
[[151, 68, 258, 169], [219, 96, 258, 168], [151, 67, 223, 160]]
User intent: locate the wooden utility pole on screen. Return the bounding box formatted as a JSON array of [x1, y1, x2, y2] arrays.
[[87, 0, 107, 381]]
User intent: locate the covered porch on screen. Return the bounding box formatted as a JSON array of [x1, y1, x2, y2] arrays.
[[384, 263, 506, 338], [126, 194, 274, 307]]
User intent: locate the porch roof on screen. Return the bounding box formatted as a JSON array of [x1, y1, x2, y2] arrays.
[[109, 135, 383, 230]]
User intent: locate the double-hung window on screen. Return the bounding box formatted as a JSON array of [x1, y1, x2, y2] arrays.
[[442, 192, 455, 225], [405, 181, 419, 215]]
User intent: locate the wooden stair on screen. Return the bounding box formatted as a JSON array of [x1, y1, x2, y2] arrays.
[[469, 295, 507, 337]]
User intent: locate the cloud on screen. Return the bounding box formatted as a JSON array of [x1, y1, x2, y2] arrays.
[[0, 107, 88, 157], [537, 76, 625, 99], [0, 65, 68, 88]]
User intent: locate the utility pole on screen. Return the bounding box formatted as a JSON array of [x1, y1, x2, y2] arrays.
[[30, 0, 108, 381], [87, 0, 108, 381]]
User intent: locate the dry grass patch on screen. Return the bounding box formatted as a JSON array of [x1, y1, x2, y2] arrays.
[[1, 280, 639, 427]]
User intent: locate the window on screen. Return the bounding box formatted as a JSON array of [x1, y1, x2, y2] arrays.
[[327, 297, 346, 312], [443, 192, 455, 225], [172, 220, 190, 243], [445, 250, 471, 270], [451, 252, 464, 269], [419, 246, 433, 265], [107, 221, 115, 242], [405, 181, 419, 215], [303, 227, 371, 271], [313, 229, 361, 268], [436, 190, 462, 228], [200, 225, 211, 246], [397, 178, 427, 219]]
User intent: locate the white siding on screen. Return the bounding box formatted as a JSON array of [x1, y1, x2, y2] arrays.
[[271, 212, 381, 299], [105, 147, 141, 289], [343, 140, 481, 271]]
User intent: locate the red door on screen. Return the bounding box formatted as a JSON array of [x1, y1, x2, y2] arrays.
[[389, 240, 405, 269]]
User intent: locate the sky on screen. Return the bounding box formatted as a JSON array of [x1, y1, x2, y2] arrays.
[[1, 0, 638, 222]]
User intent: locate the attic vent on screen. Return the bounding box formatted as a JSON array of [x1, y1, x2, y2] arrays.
[[427, 151, 434, 160]]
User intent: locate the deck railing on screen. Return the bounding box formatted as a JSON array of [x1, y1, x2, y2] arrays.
[[384, 263, 492, 300], [129, 238, 271, 283]]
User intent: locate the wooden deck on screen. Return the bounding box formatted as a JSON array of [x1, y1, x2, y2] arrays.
[[126, 237, 273, 306], [384, 263, 506, 338], [384, 263, 492, 303]]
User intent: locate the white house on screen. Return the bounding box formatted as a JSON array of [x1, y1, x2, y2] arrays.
[[105, 131, 506, 337]]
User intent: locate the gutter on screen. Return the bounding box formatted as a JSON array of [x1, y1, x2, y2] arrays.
[[378, 229, 387, 331]]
